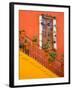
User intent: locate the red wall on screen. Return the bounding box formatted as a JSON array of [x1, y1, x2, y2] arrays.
[[19, 10, 64, 55]]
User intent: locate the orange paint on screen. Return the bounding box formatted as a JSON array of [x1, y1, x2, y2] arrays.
[[19, 10, 64, 55], [19, 10, 64, 79]]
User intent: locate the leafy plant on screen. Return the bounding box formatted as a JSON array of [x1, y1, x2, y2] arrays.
[[49, 52, 56, 59], [32, 36, 38, 44], [48, 51, 56, 63], [48, 58, 54, 63], [43, 42, 50, 50]]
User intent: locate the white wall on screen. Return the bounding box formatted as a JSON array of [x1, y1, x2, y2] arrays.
[[0, 0, 72, 89], [39, 15, 42, 49]]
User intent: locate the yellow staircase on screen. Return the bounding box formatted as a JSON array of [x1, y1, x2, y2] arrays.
[[19, 51, 58, 80]]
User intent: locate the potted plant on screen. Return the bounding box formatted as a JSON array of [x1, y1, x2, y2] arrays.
[[43, 42, 50, 57], [60, 54, 64, 73], [23, 38, 29, 54], [48, 51, 56, 63], [32, 36, 38, 45]]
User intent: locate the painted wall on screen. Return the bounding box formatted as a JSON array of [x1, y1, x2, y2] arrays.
[[19, 10, 64, 55]]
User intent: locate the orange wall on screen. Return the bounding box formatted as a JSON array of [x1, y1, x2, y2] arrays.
[[19, 10, 64, 55]]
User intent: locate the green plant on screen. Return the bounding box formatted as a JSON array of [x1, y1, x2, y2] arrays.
[[48, 58, 54, 63], [43, 42, 50, 50], [48, 51, 56, 63], [45, 43, 50, 49], [49, 52, 56, 59], [32, 36, 38, 44]]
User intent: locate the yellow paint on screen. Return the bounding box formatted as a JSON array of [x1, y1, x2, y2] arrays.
[[19, 51, 58, 80]]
